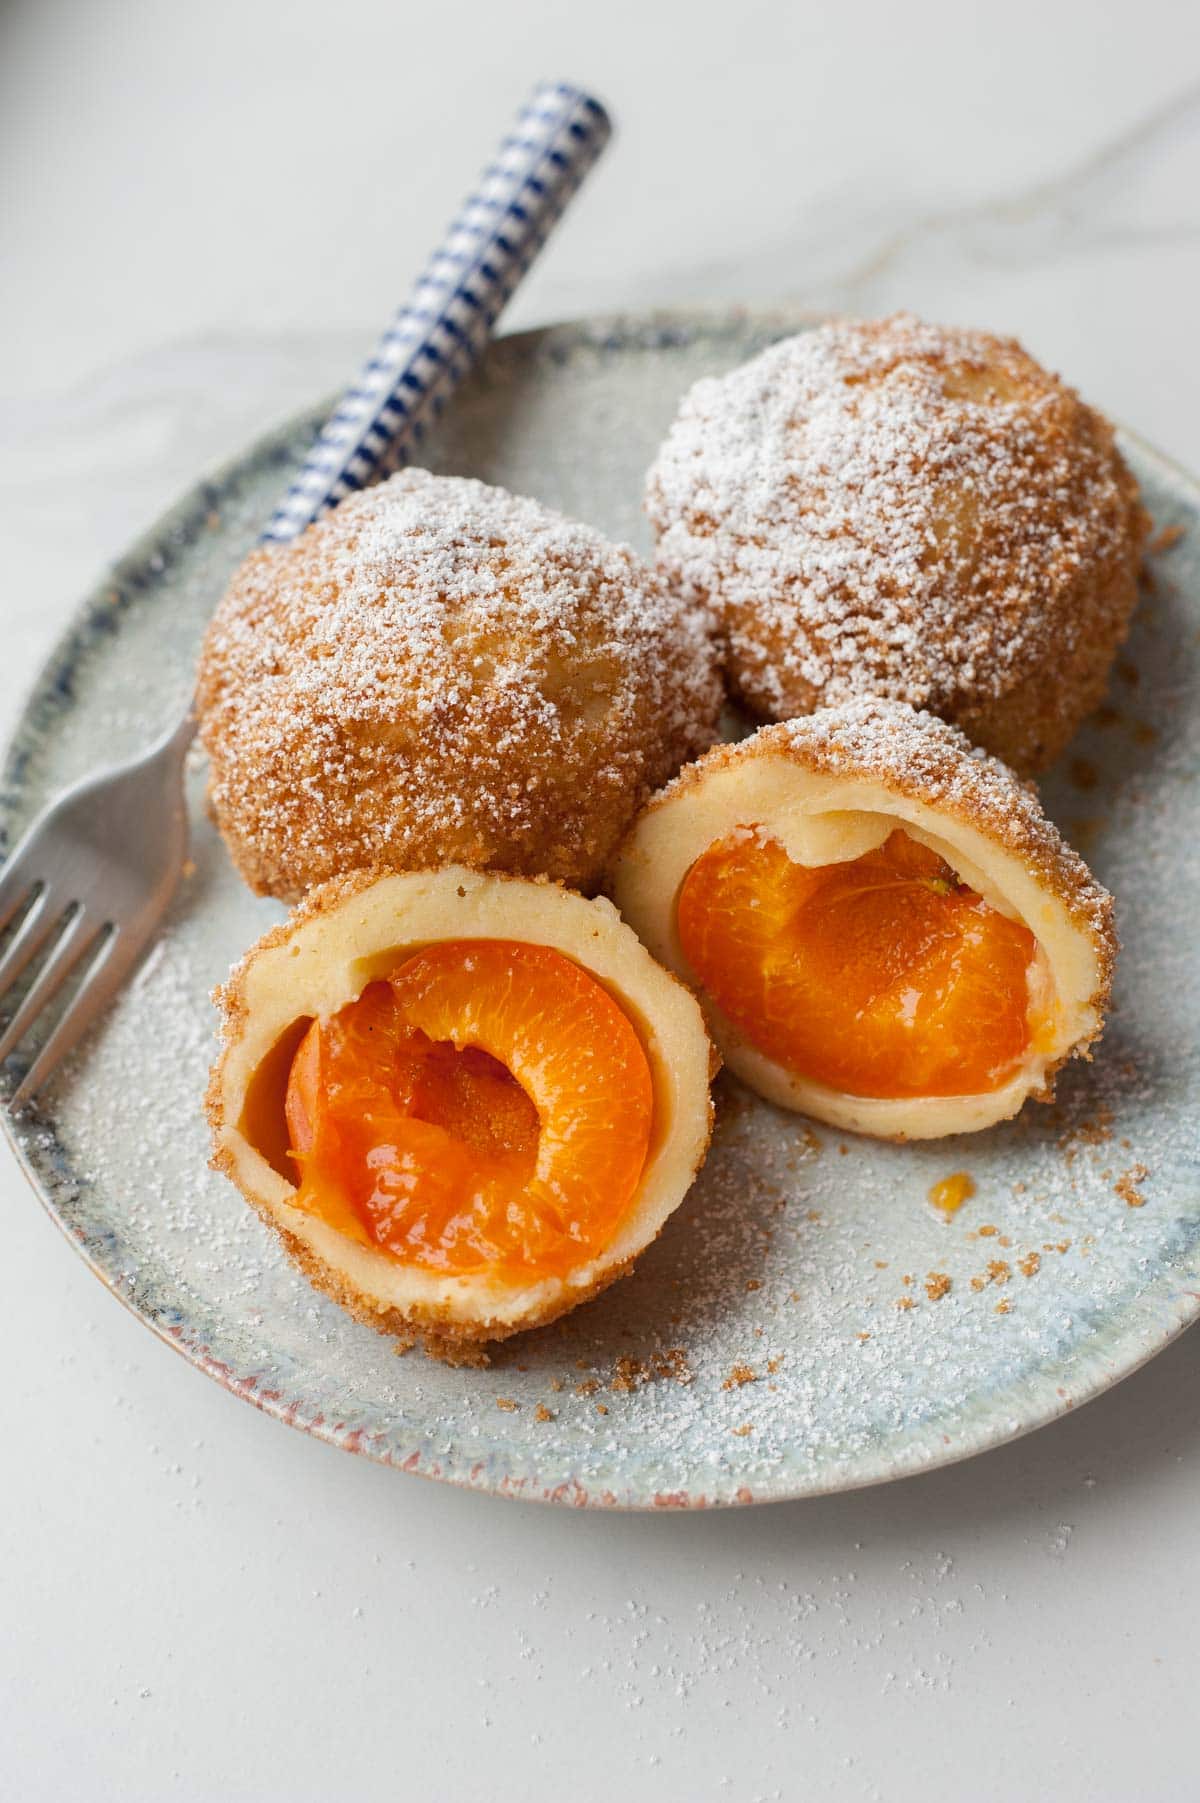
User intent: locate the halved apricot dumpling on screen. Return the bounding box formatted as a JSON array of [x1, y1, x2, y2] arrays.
[[207, 868, 714, 1361], [609, 700, 1116, 1140]]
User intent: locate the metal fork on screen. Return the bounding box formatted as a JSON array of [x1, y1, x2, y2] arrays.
[[0, 80, 610, 1112]]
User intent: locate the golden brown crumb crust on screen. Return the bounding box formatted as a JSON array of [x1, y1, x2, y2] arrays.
[[196, 469, 721, 901], [646, 315, 1149, 774], [219, 1177, 641, 1368]]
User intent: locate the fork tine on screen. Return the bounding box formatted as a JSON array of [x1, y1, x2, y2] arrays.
[[0, 860, 37, 938], [0, 909, 100, 1068], [7, 929, 127, 1110], [0, 886, 55, 1002]]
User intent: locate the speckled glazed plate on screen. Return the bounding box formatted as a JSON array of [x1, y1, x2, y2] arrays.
[[2, 309, 1198, 1508]]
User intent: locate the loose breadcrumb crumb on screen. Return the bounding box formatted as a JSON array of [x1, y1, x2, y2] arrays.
[[1115, 1164, 1149, 1207], [610, 1348, 694, 1392], [1061, 1105, 1114, 1161]]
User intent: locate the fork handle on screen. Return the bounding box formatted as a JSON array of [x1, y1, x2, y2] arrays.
[[259, 81, 611, 546]]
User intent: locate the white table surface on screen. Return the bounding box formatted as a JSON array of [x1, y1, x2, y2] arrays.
[[2, 3, 1199, 1797]]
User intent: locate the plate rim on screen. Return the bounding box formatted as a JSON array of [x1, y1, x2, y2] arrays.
[[3, 304, 1199, 1510]]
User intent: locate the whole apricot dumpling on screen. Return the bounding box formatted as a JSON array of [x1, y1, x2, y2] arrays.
[[646, 314, 1148, 774], [197, 469, 721, 899]]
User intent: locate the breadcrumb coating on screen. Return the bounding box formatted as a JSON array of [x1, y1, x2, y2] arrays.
[[197, 469, 722, 899], [646, 314, 1148, 773]]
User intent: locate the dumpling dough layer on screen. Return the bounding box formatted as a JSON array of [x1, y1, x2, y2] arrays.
[[609, 700, 1116, 1140], [207, 866, 715, 1362]]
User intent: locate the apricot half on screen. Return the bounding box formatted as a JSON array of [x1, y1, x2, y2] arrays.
[[677, 829, 1039, 1101], [284, 941, 653, 1282]]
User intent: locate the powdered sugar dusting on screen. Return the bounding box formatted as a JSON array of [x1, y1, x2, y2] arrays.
[[197, 468, 721, 898], [647, 315, 1144, 739]]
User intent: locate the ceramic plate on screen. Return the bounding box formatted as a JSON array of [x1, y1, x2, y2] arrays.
[[2, 309, 1198, 1509]]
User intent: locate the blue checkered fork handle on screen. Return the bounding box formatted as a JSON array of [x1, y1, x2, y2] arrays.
[[261, 82, 611, 545]]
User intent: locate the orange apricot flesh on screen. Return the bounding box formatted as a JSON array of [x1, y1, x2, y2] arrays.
[[676, 828, 1038, 1100], [285, 940, 654, 1280]]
